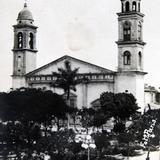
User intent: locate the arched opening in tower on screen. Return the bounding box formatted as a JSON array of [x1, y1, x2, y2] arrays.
[[138, 2, 140, 12], [123, 21, 131, 41], [29, 33, 34, 49], [138, 52, 142, 67], [132, 1, 137, 11], [17, 32, 23, 49], [125, 1, 130, 12], [138, 22, 142, 41], [123, 51, 131, 65]]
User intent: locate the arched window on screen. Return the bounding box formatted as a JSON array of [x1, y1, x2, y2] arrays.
[[125, 1, 130, 12], [138, 52, 142, 67], [138, 22, 142, 41], [17, 32, 23, 49], [123, 21, 131, 41], [138, 3, 140, 12], [132, 1, 137, 11], [123, 51, 131, 65], [122, 3, 124, 13], [29, 33, 34, 49]]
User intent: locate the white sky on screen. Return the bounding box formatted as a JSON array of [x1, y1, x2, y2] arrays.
[[0, 0, 160, 91]]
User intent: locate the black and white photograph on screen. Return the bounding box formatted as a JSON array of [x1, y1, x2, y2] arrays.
[[0, 0, 160, 159]]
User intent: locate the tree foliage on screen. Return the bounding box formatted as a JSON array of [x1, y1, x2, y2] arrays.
[[0, 88, 69, 158], [127, 109, 160, 145], [51, 60, 87, 128], [78, 107, 95, 129], [3, 88, 68, 127], [92, 131, 110, 153], [0, 89, 142, 159], [100, 92, 139, 123], [51, 60, 82, 100]]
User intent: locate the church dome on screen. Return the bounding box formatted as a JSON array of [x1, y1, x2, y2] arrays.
[[17, 3, 33, 21]]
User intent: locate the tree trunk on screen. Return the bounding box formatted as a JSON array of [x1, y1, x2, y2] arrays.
[[72, 115, 77, 131], [57, 118, 60, 131], [66, 89, 70, 129], [44, 122, 48, 137]]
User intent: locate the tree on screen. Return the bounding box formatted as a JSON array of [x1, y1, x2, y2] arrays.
[[6, 88, 68, 129], [92, 131, 110, 157], [127, 108, 159, 145], [100, 92, 139, 132], [91, 107, 111, 130], [0, 88, 68, 158], [91, 92, 140, 157], [51, 60, 87, 128], [51, 61, 80, 102], [36, 129, 77, 159], [78, 107, 95, 131]]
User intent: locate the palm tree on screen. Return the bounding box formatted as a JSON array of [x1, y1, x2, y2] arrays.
[[51, 60, 87, 128], [51, 61, 78, 101]]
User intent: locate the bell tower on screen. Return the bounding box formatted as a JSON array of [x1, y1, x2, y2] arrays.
[[115, 0, 147, 111], [12, 2, 38, 89], [117, 0, 146, 72]]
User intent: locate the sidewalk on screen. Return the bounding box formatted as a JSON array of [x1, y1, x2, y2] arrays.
[[128, 151, 160, 160]]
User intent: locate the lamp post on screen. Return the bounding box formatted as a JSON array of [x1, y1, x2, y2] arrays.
[[75, 133, 96, 160]]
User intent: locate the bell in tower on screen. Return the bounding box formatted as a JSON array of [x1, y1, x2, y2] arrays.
[[12, 2, 38, 89]]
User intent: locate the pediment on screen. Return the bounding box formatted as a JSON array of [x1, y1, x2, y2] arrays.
[[26, 55, 114, 76]]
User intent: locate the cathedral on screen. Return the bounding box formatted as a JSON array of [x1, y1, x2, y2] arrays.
[[12, 0, 148, 112]]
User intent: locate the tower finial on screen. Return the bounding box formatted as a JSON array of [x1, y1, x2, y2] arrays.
[[24, 0, 27, 8]]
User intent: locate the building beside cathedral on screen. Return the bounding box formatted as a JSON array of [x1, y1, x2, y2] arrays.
[[12, 0, 152, 112]]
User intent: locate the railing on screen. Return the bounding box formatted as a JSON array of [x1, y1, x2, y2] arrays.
[[27, 73, 115, 84]]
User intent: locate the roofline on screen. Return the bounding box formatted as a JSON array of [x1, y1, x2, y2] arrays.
[[13, 24, 38, 29], [117, 12, 145, 17], [145, 90, 157, 93], [26, 55, 115, 76]]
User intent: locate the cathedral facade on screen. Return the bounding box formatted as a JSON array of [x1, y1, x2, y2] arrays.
[[12, 0, 147, 112]]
